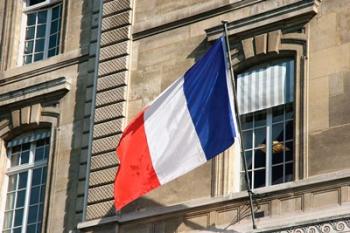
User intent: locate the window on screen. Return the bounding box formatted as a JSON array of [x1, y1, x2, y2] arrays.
[[2, 131, 50, 233], [238, 59, 295, 190], [22, 0, 62, 65]]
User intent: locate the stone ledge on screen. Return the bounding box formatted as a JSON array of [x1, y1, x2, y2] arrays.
[[77, 168, 350, 229]]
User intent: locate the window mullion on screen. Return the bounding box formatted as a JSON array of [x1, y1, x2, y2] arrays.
[[266, 109, 272, 186], [44, 8, 52, 59]]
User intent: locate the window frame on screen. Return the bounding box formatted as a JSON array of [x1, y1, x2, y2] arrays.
[[1, 134, 50, 233], [237, 58, 296, 191], [18, 0, 62, 66]]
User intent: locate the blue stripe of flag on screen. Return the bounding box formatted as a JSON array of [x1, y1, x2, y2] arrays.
[[183, 38, 236, 160]]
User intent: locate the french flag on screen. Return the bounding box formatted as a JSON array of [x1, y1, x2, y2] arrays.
[[114, 38, 239, 210]]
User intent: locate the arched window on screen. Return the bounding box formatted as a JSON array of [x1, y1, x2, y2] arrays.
[[237, 59, 295, 190], [2, 130, 50, 233]]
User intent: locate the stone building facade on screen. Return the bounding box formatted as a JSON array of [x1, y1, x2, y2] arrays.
[[1, 0, 350, 233]]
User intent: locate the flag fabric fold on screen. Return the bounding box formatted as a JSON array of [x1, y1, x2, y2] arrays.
[[114, 38, 238, 210]]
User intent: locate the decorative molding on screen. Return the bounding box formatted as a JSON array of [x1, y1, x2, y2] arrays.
[[0, 77, 70, 107]]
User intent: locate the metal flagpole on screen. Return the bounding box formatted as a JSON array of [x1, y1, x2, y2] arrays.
[[221, 20, 257, 230]]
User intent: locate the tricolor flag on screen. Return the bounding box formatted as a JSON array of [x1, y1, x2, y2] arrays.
[[114, 38, 239, 210]]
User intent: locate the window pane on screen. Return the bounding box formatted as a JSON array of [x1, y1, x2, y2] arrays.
[[242, 150, 252, 170], [35, 147, 44, 161], [29, 0, 46, 6], [35, 39, 45, 52], [285, 103, 294, 120], [16, 190, 26, 208], [25, 26, 35, 40], [48, 48, 56, 57], [36, 25, 46, 38], [27, 224, 36, 233], [20, 151, 30, 164], [272, 165, 283, 185], [272, 123, 284, 142], [241, 114, 253, 130], [12, 145, 21, 153], [52, 6, 60, 20], [14, 208, 24, 227], [13, 227, 22, 233], [44, 146, 49, 159], [6, 193, 15, 210], [243, 130, 252, 149], [254, 128, 266, 147], [37, 223, 42, 233], [34, 53, 44, 62], [42, 167, 47, 184], [254, 110, 266, 127], [36, 139, 46, 147], [37, 11, 47, 24], [40, 185, 46, 202], [22, 143, 31, 151], [18, 172, 28, 189], [24, 55, 33, 64], [27, 14, 36, 26], [38, 204, 44, 221], [285, 142, 294, 162], [285, 163, 293, 182], [7, 175, 17, 191], [49, 34, 57, 48], [272, 142, 284, 164], [3, 211, 13, 229], [30, 186, 40, 205], [50, 20, 58, 34], [24, 40, 34, 54], [11, 153, 20, 167], [285, 120, 294, 140], [272, 105, 284, 123], [32, 168, 42, 186], [254, 149, 266, 168], [254, 169, 265, 188], [28, 205, 39, 224]]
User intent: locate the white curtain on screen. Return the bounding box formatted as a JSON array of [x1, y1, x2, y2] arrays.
[[237, 59, 294, 115]]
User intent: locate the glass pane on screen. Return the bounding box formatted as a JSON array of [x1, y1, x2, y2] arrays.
[[29, 0, 46, 6], [14, 208, 24, 227], [36, 139, 46, 147], [36, 25, 46, 38], [20, 151, 30, 164], [25, 26, 35, 40], [6, 193, 15, 210], [272, 123, 284, 142], [24, 40, 34, 54], [272, 165, 283, 185], [254, 128, 266, 147], [242, 150, 252, 170], [11, 153, 20, 167], [272, 105, 284, 123], [30, 186, 40, 205], [50, 20, 58, 34], [44, 146, 49, 159], [52, 6, 60, 20], [285, 120, 294, 140], [285, 141, 294, 162], [37, 11, 47, 24], [13, 227, 22, 233], [35, 147, 44, 161], [254, 169, 265, 188], [12, 145, 21, 153], [42, 167, 47, 184], [32, 168, 42, 186], [35, 39, 45, 52], [37, 223, 42, 233], [27, 224, 36, 233], [18, 172, 28, 189], [285, 103, 294, 120], [254, 149, 266, 168], [3, 211, 13, 229], [27, 13, 36, 26], [16, 190, 26, 208], [28, 205, 39, 223], [243, 130, 252, 149], [49, 34, 57, 48], [8, 175, 17, 191], [34, 53, 44, 62], [254, 110, 266, 127], [40, 185, 46, 202], [38, 204, 44, 220], [241, 114, 253, 130], [22, 143, 30, 151], [48, 48, 56, 57], [272, 142, 284, 164], [24, 55, 33, 64], [285, 163, 293, 182]]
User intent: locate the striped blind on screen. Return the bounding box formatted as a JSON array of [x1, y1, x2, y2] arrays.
[[237, 59, 294, 115], [7, 129, 50, 147]]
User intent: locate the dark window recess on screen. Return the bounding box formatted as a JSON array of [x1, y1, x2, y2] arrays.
[[28, 0, 46, 6]]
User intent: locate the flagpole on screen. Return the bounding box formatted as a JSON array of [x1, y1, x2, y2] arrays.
[[221, 20, 257, 230]]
